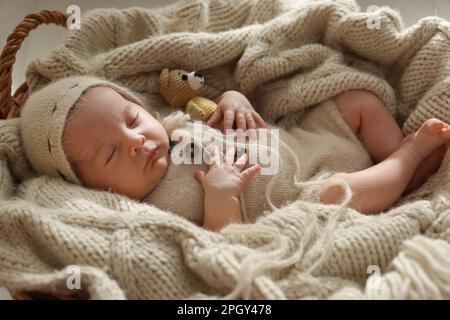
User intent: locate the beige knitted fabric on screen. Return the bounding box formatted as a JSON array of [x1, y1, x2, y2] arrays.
[[1, 0, 450, 299]]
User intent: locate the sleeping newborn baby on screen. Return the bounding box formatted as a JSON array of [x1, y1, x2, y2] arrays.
[[21, 76, 449, 231]]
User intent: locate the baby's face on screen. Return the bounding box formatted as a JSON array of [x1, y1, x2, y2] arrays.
[[63, 86, 169, 199]]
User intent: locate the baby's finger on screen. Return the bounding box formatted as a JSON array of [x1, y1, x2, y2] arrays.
[[245, 112, 258, 141], [209, 145, 222, 165], [225, 145, 236, 165], [233, 152, 248, 172], [223, 110, 236, 132], [240, 164, 261, 184], [236, 111, 247, 131], [252, 111, 268, 128], [235, 128, 246, 143], [247, 128, 257, 143], [207, 106, 223, 126], [193, 170, 206, 183], [246, 112, 257, 130]]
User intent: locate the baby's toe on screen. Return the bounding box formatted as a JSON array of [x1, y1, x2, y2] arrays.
[[440, 127, 450, 139], [426, 118, 446, 134]]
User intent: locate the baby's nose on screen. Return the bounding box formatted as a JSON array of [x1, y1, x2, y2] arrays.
[[130, 135, 145, 156], [142, 140, 157, 154]]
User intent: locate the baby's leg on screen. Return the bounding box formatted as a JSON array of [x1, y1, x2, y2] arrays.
[[335, 89, 448, 195], [402, 142, 448, 195], [335, 90, 403, 163], [320, 119, 450, 214]]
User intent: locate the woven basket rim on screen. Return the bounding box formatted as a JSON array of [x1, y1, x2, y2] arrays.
[[0, 10, 68, 120]]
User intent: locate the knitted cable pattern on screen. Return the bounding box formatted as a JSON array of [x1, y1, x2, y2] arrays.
[[1, 0, 450, 299]]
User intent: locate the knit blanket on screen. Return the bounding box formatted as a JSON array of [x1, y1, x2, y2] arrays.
[[1, 0, 450, 299]]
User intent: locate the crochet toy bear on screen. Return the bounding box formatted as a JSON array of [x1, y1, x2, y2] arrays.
[[159, 69, 218, 122]]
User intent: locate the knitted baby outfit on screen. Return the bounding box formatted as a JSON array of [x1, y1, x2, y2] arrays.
[[20, 76, 148, 185], [145, 99, 373, 224]]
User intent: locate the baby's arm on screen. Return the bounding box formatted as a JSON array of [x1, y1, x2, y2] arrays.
[[194, 146, 261, 231], [203, 193, 241, 231]]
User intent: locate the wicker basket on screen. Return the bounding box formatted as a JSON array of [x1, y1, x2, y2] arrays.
[[0, 10, 84, 300], [0, 10, 68, 120]]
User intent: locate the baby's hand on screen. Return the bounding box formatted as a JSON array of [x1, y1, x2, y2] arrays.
[[207, 90, 267, 132], [193, 145, 261, 197], [194, 145, 260, 231]]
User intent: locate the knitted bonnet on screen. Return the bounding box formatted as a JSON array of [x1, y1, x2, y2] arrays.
[[20, 76, 148, 185]]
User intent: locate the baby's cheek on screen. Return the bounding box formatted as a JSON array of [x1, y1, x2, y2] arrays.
[[152, 156, 169, 178]]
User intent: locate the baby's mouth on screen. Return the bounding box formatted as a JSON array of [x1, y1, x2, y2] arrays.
[[144, 147, 158, 170]]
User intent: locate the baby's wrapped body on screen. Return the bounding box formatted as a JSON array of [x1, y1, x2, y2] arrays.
[[145, 99, 373, 225]]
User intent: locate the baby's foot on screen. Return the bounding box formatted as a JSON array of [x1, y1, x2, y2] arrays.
[[401, 119, 450, 163]]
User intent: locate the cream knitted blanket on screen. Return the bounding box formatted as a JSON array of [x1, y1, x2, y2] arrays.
[[1, 0, 450, 299]]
